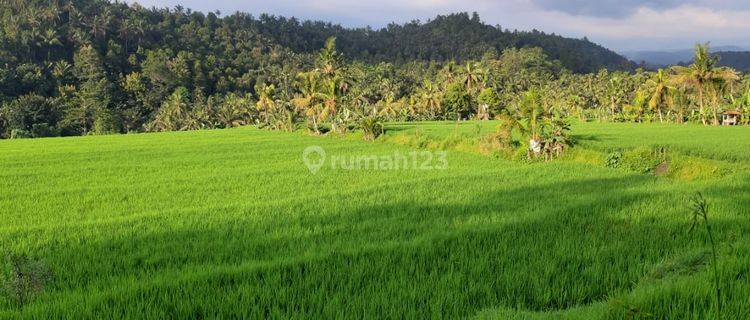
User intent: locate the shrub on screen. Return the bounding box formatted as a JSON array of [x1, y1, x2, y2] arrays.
[[1, 253, 53, 308], [31, 123, 60, 138], [479, 128, 516, 158], [442, 83, 472, 119], [92, 109, 120, 135], [621, 146, 667, 174], [10, 129, 32, 139], [360, 117, 384, 141], [605, 151, 622, 168], [540, 117, 572, 160], [511, 140, 532, 162]]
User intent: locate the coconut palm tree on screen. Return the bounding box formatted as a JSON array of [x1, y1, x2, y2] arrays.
[[645, 69, 671, 122], [52, 60, 72, 84], [39, 29, 61, 61], [706, 69, 739, 125], [672, 43, 739, 125], [217, 93, 253, 128], [89, 10, 112, 40], [604, 75, 627, 121], [664, 86, 684, 123], [440, 61, 458, 84], [317, 77, 342, 127], [150, 87, 190, 132], [671, 45, 710, 125], [624, 89, 648, 122], [462, 62, 485, 93], [377, 94, 403, 121], [317, 37, 342, 79], [733, 85, 750, 125], [118, 18, 144, 53], [291, 72, 323, 134], [256, 84, 277, 126], [417, 80, 443, 119], [516, 90, 545, 143]]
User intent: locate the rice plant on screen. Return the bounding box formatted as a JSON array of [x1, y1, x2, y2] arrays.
[[689, 192, 722, 320], [0, 123, 748, 318]]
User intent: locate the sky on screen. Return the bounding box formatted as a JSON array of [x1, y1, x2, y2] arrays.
[[126, 0, 750, 52]]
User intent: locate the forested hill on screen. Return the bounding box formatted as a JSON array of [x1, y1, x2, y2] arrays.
[[676, 51, 750, 71], [251, 12, 633, 73], [715, 52, 750, 71], [0, 0, 631, 74], [0, 0, 639, 139]]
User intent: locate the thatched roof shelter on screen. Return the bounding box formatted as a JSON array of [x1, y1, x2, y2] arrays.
[[721, 110, 742, 126]]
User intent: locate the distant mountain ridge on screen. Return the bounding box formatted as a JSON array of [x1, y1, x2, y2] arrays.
[[712, 51, 750, 71], [622, 46, 748, 68]]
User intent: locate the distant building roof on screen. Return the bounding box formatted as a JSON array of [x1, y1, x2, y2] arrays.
[[722, 110, 742, 116]]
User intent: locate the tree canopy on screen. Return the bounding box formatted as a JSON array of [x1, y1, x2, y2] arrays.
[[0, 1, 747, 140]]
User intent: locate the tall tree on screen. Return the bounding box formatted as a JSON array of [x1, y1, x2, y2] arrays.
[[150, 87, 190, 132], [65, 45, 111, 134], [291, 71, 323, 134], [417, 80, 443, 119], [672, 43, 739, 125], [645, 69, 671, 123], [462, 62, 485, 94], [256, 84, 277, 126]]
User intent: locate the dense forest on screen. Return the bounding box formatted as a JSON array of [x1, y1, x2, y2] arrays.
[[254, 12, 634, 73], [1, 0, 749, 143]]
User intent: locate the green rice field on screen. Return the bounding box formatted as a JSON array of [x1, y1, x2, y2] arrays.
[[1, 122, 749, 319], [388, 121, 750, 162]]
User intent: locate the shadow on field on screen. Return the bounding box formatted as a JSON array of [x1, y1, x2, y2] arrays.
[[572, 133, 610, 144], [24, 174, 746, 318], [382, 124, 414, 134]]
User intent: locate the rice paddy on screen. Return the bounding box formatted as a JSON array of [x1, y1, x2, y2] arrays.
[[1, 122, 749, 319]]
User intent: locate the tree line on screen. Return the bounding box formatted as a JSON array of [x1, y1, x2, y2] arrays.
[[1, 1, 748, 140]]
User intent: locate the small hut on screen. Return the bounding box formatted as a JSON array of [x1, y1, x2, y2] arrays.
[[721, 110, 741, 126]]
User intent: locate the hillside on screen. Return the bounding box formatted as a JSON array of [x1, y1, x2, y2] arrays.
[[254, 12, 634, 73], [0, 0, 643, 140], [670, 51, 750, 71], [715, 51, 750, 71], [622, 46, 748, 68]]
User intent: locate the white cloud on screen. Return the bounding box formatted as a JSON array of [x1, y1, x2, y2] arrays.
[[518, 4, 750, 49]]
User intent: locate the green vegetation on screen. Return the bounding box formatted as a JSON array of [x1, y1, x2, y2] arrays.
[[2, 1, 750, 318], [1, 122, 749, 318], [689, 193, 722, 320], [714, 51, 750, 72], [573, 122, 750, 162], [1, 253, 54, 308], [386, 120, 750, 162], [2, 1, 750, 142]]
